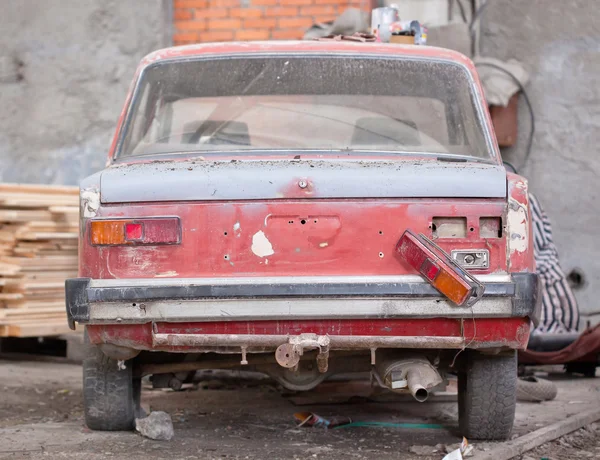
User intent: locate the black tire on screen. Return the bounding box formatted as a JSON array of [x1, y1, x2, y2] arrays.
[[458, 350, 517, 440], [83, 332, 140, 431]]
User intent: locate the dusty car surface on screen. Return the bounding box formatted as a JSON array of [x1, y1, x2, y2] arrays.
[[66, 41, 539, 440]]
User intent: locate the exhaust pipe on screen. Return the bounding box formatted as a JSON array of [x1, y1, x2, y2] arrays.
[[375, 356, 443, 403]]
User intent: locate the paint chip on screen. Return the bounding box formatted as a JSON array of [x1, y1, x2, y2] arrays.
[[319, 242, 328, 248], [81, 188, 100, 218], [251, 231, 274, 257], [155, 271, 178, 278]]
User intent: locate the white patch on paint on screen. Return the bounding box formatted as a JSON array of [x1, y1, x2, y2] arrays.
[[81, 188, 100, 218], [155, 270, 178, 278], [251, 231, 274, 257], [233, 222, 241, 231], [319, 242, 328, 248], [507, 198, 528, 253]]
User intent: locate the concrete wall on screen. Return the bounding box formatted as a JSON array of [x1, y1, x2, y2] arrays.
[[0, 0, 170, 185], [480, 0, 600, 323]]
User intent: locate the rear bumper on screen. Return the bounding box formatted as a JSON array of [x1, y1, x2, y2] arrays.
[[66, 273, 539, 328]]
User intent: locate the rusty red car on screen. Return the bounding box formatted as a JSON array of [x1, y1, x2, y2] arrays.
[[66, 41, 539, 440]]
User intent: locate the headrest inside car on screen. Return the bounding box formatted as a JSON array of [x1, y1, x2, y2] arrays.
[[351, 117, 421, 146], [184, 120, 251, 145]]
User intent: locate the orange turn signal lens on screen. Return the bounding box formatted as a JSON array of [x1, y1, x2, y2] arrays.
[[90, 220, 127, 245]]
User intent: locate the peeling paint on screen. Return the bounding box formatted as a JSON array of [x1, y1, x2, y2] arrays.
[[507, 198, 528, 253], [251, 231, 274, 257], [319, 242, 329, 248], [155, 271, 178, 278], [81, 188, 100, 218]]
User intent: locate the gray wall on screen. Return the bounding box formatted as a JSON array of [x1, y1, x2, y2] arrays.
[[0, 0, 169, 185], [481, 0, 600, 324]]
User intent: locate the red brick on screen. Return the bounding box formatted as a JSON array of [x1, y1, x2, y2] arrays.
[[264, 7, 299, 16], [284, 0, 313, 4], [174, 0, 207, 7], [174, 9, 194, 20], [212, 0, 242, 6], [251, 0, 279, 4], [176, 20, 207, 31], [229, 8, 264, 18], [271, 28, 305, 40], [173, 32, 199, 43], [235, 29, 271, 41], [278, 17, 314, 28], [300, 5, 336, 15], [199, 30, 235, 42], [194, 8, 228, 19], [243, 17, 277, 28], [313, 0, 349, 4], [208, 18, 242, 29], [314, 14, 338, 23]]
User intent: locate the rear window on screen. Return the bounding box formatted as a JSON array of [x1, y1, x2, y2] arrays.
[[118, 55, 491, 159]]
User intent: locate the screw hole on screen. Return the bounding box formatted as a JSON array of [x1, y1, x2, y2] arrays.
[[132, 303, 136, 307], [378, 230, 383, 235], [314, 220, 317, 224], [224, 254, 229, 260], [379, 252, 384, 258], [470, 227, 475, 232], [288, 220, 294, 224], [285, 353, 290, 358], [224, 231, 228, 236], [300, 219, 306, 225]]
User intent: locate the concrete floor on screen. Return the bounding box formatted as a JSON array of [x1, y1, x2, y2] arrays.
[[0, 359, 599, 459]]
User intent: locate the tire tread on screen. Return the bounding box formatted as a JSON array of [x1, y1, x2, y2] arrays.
[[458, 350, 517, 440]]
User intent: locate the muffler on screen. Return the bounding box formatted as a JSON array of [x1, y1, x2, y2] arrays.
[[375, 356, 443, 402]]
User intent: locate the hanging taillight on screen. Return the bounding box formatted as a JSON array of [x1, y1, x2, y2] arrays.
[[89, 218, 180, 246], [395, 230, 484, 307]]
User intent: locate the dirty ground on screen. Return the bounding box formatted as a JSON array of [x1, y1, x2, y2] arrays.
[[0, 359, 599, 460]]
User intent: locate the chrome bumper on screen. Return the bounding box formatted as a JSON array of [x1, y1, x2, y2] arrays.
[[66, 274, 540, 329]]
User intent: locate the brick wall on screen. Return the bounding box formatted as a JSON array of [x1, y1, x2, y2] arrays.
[[173, 0, 370, 45]]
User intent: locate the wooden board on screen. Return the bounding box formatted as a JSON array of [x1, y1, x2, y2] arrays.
[[0, 183, 78, 337]]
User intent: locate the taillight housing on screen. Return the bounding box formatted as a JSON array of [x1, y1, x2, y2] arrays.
[[396, 230, 484, 307], [89, 217, 181, 246]]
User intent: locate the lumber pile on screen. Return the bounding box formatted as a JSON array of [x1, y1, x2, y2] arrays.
[[0, 183, 78, 337]]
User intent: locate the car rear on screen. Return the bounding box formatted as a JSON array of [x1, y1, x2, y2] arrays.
[[67, 43, 539, 439]]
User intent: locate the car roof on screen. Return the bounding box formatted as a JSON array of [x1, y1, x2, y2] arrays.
[[140, 41, 474, 70]]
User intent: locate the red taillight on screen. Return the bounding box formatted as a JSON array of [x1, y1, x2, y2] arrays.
[[396, 230, 484, 307], [90, 218, 180, 246], [125, 223, 143, 241]]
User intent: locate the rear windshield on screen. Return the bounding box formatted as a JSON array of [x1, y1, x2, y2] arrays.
[[118, 55, 491, 159]]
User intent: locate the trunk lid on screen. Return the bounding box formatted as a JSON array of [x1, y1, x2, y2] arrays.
[[99, 158, 507, 203]]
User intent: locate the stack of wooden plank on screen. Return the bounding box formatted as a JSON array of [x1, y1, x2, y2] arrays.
[[0, 183, 78, 337]]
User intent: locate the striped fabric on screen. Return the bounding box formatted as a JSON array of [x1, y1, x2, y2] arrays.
[[530, 193, 580, 333]]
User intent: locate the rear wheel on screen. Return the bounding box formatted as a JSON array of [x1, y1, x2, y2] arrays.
[[458, 350, 517, 440], [83, 332, 140, 431]]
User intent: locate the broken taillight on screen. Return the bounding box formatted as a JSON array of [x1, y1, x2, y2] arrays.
[[396, 230, 484, 307], [89, 218, 180, 246]]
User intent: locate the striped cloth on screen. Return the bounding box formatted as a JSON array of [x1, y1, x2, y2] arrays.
[[530, 193, 580, 333]]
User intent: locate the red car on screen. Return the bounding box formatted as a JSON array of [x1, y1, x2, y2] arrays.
[[67, 41, 539, 440]]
